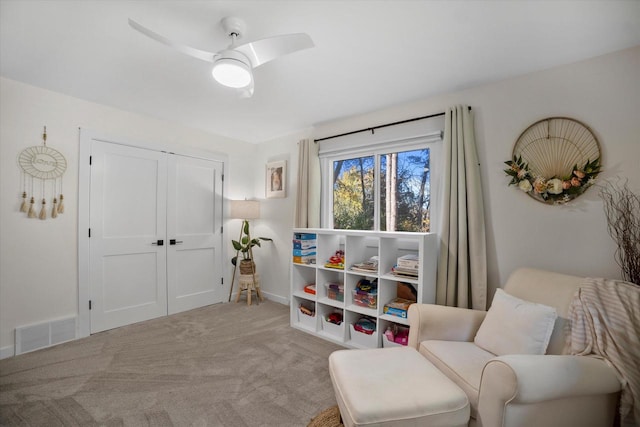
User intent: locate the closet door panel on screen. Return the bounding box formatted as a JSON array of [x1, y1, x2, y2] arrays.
[[167, 155, 224, 314], [89, 141, 168, 333]]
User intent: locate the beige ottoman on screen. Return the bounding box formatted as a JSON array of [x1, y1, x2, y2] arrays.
[[329, 347, 469, 427]]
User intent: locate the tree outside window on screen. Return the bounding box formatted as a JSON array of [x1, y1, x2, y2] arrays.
[[332, 148, 430, 232], [333, 156, 374, 230]]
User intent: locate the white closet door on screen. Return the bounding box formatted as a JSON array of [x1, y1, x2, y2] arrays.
[[89, 141, 168, 333], [166, 155, 224, 314]]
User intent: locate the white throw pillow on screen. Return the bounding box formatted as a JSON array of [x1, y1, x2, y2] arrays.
[[474, 288, 557, 355]]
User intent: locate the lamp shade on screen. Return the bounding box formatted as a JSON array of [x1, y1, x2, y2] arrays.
[[230, 200, 260, 220]]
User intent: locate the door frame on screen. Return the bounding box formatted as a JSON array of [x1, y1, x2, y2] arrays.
[[78, 129, 228, 338]]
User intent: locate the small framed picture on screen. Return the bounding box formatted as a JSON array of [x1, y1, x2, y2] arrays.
[[266, 160, 286, 199]]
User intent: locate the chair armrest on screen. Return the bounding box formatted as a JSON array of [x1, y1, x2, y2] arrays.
[[478, 355, 621, 426], [407, 304, 487, 349]]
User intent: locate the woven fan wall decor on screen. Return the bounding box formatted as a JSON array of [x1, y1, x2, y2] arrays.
[[504, 117, 601, 204]]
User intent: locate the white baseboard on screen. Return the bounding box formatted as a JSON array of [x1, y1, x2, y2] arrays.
[[0, 345, 15, 360], [230, 291, 289, 306], [261, 291, 289, 305]]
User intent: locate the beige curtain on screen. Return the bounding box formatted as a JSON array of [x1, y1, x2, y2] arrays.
[[294, 138, 321, 228], [436, 106, 487, 310]]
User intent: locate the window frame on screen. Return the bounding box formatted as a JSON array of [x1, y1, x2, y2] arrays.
[[320, 132, 443, 232]]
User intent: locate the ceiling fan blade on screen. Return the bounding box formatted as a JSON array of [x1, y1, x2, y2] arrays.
[[234, 33, 314, 68], [128, 19, 216, 63]]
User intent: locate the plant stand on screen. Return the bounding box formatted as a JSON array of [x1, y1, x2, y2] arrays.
[[236, 273, 263, 306], [228, 224, 261, 304]]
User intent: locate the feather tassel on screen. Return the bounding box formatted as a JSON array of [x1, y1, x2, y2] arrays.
[[57, 194, 64, 214], [39, 199, 47, 220], [51, 197, 58, 218], [27, 197, 37, 218], [20, 191, 28, 212]]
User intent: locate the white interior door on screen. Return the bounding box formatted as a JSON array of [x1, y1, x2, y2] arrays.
[[89, 141, 168, 333], [167, 155, 224, 314]]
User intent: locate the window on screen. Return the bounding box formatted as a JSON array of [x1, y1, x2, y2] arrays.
[[330, 149, 431, 231], [320, 116, 443, 232], [380, 149, 431, 232], [332, 155, 375, 230]]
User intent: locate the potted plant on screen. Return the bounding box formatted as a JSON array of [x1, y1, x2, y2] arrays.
[[231, 219, 272, 274]]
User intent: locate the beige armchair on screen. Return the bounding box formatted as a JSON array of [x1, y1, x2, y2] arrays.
[[408, 268, 622, 427]]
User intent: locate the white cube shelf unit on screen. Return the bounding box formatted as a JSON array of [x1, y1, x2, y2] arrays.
[[290, 228, 437, 349]]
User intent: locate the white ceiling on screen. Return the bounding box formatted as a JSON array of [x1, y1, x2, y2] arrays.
[[1, 1, 639, 143]]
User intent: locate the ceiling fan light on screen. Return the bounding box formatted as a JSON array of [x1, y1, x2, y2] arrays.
[[212, 56, 252, 88]]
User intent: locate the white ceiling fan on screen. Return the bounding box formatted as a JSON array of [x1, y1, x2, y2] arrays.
[[128, 16, 314, 97]]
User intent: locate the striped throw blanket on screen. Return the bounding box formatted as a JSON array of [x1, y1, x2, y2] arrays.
[[567, 278, 640, 427]]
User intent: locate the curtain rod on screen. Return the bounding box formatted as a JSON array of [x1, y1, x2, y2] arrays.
[[314, 106, 471, 143]]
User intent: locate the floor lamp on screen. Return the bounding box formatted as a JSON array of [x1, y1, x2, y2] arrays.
[[228, 199, 261, 303]]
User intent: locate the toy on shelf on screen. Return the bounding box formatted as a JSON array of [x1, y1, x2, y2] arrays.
[[303, 283, 316, 295], [384, 325, 410, 346], [384, 326, 395, 342], [324, 249, 345, 270], [352, 278, 378, 309], [299, 304, 315, 317], [326, 282, 345, 302], [326, 312, 343, 325], [353, 317, 376, 335]]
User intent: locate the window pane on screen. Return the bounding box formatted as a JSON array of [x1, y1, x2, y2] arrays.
[[333, 156, 374, 230], [380, 149, 430, 232]]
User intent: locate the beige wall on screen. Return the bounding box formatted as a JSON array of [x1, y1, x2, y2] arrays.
[[313, 46, 640, 297], [248, 130, 310, 305], [252, 46, 640, 309], [1, 45, 638, 357], [0, 77, 256, 355]]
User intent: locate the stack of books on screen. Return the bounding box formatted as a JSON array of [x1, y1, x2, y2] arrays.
[[293, 233, 317, 264], [391, 254, 419, 278], [350, 256, 378, 274]]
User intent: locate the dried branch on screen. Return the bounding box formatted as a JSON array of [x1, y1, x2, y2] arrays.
[[600, 180, 640, 285]]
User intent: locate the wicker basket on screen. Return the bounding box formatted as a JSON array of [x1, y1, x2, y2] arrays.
[[239, 259, 256, 275]]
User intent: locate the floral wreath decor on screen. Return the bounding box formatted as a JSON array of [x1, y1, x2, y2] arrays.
[[504, 156, 601, 204], [505, 117, 602, 205]]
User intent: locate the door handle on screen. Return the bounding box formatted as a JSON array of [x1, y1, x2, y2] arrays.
[[152, 240, 164, 246], [169, 239, 183, 245]]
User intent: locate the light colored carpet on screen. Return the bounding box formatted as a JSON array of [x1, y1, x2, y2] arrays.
[[0, 300, 343, 426]]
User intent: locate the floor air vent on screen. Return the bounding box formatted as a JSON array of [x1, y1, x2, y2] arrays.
[[15, 317, 76, 355]]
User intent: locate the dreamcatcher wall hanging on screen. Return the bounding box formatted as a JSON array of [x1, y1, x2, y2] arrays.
[[18, 127, 67, 219]]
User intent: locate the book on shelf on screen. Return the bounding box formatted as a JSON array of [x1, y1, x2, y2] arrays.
[[293, 255, 316, 264], [292, 248, 317, 256], [350, 257, 378, 273], [397, 254, 419, 269], [390, 265, 418, 278], [350, 266, 377, 273], [383, 297, 415, 318], [293, 239, 317, 250], [294, 233, 317, 240]]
